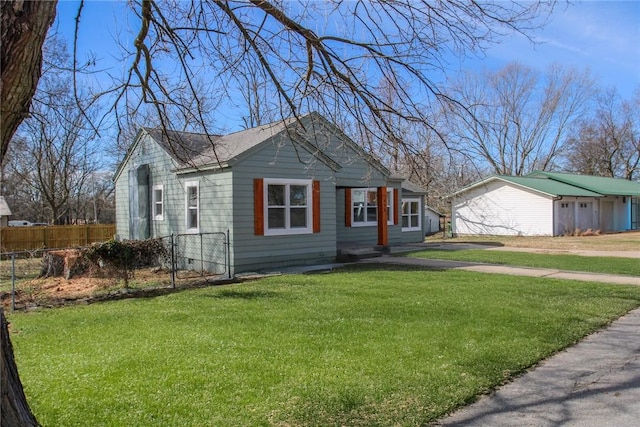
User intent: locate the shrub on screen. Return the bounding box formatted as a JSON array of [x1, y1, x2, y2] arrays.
[[84, 239, 169, 287]]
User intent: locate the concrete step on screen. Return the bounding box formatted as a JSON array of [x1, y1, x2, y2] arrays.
[[336, 246, 388, 262]]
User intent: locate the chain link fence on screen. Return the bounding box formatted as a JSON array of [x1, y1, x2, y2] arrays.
[[1, 232, 230, 310], [0, 250, 45, 310]]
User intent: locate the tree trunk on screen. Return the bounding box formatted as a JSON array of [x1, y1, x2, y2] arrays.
[[40, 249, 85, 279], [1, 308, 40, 427], [1, 0, 58, 164]]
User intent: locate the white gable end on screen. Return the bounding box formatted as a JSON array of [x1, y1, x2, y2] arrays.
[[453, 180, 554, 236]]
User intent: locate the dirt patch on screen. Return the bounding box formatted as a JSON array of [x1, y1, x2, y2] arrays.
[[1, 268, 175, 310]]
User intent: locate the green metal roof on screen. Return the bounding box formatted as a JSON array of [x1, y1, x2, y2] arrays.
[[494, 176, 603, 197], [451, 175, 603, 198], [528, 171, 640, 196]]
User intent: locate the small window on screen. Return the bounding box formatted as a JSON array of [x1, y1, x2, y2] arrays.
[[185, 181, 199, 232], [264, 179, 312, 235], [579, 203, 588, 208], [561, 203, 569, 208], [402, 198, 421, 231], [153, 185, 164, 221]]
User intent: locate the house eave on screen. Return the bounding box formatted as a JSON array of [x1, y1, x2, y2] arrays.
[[174, 162, 230, 175]]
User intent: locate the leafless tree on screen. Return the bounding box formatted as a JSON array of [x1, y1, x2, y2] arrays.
[[3, 0, 559, 165], [443, 62, 595, 176], [5, 34, 103, 225], [565, 88, 640, 180], [68, 172, 115, 224]]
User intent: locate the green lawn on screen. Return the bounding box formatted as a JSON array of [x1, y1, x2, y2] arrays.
[[9, 264, 640, 426], [407, 250, 640, 276]]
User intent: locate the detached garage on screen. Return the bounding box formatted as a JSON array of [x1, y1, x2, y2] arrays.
[[450, 173, 640, 237]]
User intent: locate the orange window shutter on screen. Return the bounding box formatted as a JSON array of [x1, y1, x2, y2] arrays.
[[377, 187, 388, 245], [345, 188, 352, 227], [393, 189, 399, 225], [254, 178, 264, 236], [313, 180, 321, 233]]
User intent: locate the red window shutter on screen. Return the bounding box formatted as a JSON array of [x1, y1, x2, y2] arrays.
[[313, 180, 321, 233], [254, 178, 264, 236], [345, 188, 352, 227], [393, 189, 399, 225]]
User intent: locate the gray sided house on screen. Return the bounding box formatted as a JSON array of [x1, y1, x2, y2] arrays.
[[451, 172, 640, 237], [114, 113, 426, 275]]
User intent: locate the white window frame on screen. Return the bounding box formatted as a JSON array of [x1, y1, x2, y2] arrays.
[[185, 181, 199, 233], [387, 187, 394, 226], [152, 184, 164, 221], [352, 188, 378, 227], [402, 197, 422, 232], [264, 178, 313, 236], [351, 187, 393, 227]]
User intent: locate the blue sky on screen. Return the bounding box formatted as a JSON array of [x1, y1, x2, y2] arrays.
[[54, 0, 639, 119], [455, 0, 640, 98]]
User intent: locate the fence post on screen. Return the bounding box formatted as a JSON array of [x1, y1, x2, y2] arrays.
[[199, 233, 204, 276], [170, 234, 175, 289], [227, 229, 231, 279], [11, 253, 16, 311]]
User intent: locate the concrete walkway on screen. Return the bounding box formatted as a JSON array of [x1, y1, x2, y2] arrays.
[[361, 255, 640, 286]]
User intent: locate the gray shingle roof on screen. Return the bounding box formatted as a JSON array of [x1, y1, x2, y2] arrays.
[[146, 115, 323, 169]]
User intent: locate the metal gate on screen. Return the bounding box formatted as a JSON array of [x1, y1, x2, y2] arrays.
[[172, 232, 230, 279]]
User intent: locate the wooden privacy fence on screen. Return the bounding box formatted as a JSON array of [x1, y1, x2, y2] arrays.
[[0, 224, 116, 252]]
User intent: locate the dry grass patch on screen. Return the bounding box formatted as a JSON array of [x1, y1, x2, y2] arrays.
[[428, 231, 640, 251]]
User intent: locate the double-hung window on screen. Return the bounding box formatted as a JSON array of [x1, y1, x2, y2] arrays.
[[402, 198, 421, 231], [152, 185, 164, 221], [352, 188, 377, 226], [185, 181, 199, 232], [351, 187, 394, 226], [264, 179, 313, 235]]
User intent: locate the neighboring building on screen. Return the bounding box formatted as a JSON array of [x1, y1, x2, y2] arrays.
[[424, 205, 444, 235], [0, 196, 11, 227], [114, 113, 426, 275], [450, 172, 640, 237]]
